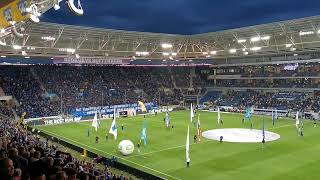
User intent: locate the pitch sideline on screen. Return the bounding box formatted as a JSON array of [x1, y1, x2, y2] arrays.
[[39, 129, 182, 180]]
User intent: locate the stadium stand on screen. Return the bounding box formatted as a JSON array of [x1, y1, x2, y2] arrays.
[[199, 91, 222, 104], [0, 116, 134, 180], [0, 63, 319, 118]]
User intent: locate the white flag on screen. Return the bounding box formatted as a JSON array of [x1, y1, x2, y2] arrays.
[[295, 111, 299, 131], [109, 109, 117, 140], [91, 111, 98, 132], [190, 103, 194, 122], [217, 107, 221, 124], [186, 125, 190, 163], [165, 111, 170, 128]]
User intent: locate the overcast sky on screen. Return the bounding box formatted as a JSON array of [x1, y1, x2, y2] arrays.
[[42, 0, 320, 34]]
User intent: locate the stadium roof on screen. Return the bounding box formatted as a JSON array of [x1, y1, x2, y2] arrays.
[[1, 3, 320, 61]]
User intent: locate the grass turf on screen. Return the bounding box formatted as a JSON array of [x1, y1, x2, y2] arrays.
[[36, 110, 320, 180]]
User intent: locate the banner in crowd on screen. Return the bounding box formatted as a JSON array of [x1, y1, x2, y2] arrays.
[[71, 102, 157, 118], [53, 57, 131, 65]]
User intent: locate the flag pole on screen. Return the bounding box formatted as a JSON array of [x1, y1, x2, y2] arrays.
[[261, 115, 265, 150]]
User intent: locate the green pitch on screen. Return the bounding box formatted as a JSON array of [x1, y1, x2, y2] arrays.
[[36, 111, 320, 180]]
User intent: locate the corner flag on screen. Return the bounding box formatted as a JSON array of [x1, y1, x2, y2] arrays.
[[109, 109, 117, 140]]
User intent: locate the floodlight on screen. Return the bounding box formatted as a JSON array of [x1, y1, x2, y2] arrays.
[[161, 43, 173, 49], [41, 36, 56, 41], [13, 45, 22, 50], [68, 49, 76, 53], [237, 39, 246, 43], [27, 47, 35, 50], [136, 51, 149, 56], [59, 48, 76, 53], [162, 52, 170, 56], [171, 52, 177, 56], [229, 49, 236, 53], [261, 36, 270, 40], [290, 47, 296, 51], [250, 36, 260, 42], [210, 51, 217, 55], [299, 31, 314, 36], [1, 55, 6, 58], [285, 44, 292, 48], [250, 46, 261, 51]]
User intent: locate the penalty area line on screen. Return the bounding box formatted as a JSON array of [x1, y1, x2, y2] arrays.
[[38, 129, 182, 180]]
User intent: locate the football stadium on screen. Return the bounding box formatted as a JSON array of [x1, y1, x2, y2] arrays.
[[0, 1, 320, 180]]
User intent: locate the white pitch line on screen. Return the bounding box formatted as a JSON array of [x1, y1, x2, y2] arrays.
[[127, 140, 212, 159], [39, 129, 182, 180], [267, 123, 294, 130]]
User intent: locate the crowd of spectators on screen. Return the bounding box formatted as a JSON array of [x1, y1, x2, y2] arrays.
[[214, 62, 320, 78], [0, 66, 186, 118], [0, 101, 13, 118], [170, 68, 190, 87], [215, 79, 319, 88], [0, 65, 319, 118], [0, 116, 133, 180], [0, 67, 60, 118], [213, 90, 320, 112]]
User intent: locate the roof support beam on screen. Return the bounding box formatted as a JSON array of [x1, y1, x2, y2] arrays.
[[51, 26, 64, 48]]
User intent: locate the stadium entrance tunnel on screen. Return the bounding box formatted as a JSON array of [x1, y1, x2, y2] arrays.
[[202, 128, 280, 143]]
